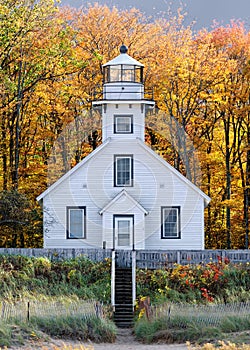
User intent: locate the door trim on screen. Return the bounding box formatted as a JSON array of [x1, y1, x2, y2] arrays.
[[113, 215, 134, 250]]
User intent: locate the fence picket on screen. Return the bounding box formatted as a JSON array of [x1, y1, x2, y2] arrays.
[[150, 302, 250, 327], [0, 299, 98, 322]]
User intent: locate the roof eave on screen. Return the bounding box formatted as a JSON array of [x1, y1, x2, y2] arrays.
[[136, 138, 211, 206], [36, 138, 111, 202], [103, 53, 144, 67]]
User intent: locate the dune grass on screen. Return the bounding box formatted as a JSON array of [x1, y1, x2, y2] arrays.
[[134, 302, 250, 344]]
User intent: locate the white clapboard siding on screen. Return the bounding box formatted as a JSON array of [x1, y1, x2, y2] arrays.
[[102, 104, 144, 141], [41, 137, 208, 250]]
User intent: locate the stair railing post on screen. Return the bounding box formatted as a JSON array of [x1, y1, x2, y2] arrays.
[[132, 250, 136, 308], [111, 250, 116, 309]]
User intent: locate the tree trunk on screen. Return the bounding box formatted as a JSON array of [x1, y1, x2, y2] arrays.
[[224, 115, 231, 249], [1, 113, 8, 190], [13, 58, 24, 189], [245, 129, 250, 249]]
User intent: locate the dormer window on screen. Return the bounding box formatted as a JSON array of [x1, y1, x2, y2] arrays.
[[114, 115, 133, 134]]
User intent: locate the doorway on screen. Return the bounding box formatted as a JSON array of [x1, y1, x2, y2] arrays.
[[113, 215, 134, 250]]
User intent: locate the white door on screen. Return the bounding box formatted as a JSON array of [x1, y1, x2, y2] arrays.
[[114, 216, 134, 250]]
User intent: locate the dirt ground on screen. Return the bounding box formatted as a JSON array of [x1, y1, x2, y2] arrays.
[[9, 328, 189, 350]]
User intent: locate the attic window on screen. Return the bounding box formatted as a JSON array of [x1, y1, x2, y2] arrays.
[[114, 115, 133, 134], [161, 207, 180, 239], [67, 206, 86, 239]]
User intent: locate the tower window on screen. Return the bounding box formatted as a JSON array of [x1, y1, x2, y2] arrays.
[[114, 155, 133, 187], [114, 115, 133, 134], [161, 207, 181, 239]]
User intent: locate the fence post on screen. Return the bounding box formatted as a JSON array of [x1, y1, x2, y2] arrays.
[[132, 250, 136, 308], [177, 251, 181, 264], [27, 301, 30, 321], [2, 301, 5, 320], [95, 301, 103, 318], [111, 250, 115, 309]]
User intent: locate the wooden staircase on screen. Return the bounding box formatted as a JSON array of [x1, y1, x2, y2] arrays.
[[113, 267, 134, 328]]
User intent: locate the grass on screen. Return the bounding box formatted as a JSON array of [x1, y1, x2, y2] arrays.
[[0, 315, 116, 348], [1, 255, 250, 348], [31, 315, 116, 342], [134, 302, 250, 345]]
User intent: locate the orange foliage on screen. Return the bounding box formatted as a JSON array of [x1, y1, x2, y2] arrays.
[[0, 1, 249, 248]]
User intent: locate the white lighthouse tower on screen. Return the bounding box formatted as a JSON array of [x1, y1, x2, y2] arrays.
[[92, 44, 155, 142]]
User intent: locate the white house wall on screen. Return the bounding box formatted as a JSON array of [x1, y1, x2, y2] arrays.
[[101, 193, 146, 249], [42, 138, 205, 249], [102, 104, 144, 141]]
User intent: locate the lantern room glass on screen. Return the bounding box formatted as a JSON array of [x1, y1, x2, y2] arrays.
[[104, 65, 143, 83]]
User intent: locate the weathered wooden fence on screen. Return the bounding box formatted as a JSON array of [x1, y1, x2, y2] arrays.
[[136, 249, 250, 268], [0, 299, 100, 322], [149, 301, 250, 327], [0, 248, 249, 268], [0, 248, 112, 262]]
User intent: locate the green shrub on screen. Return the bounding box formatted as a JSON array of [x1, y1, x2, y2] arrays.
[[0, 255, 111, 302], [34, 257, 51, 276], [136, 261, 250, 304]]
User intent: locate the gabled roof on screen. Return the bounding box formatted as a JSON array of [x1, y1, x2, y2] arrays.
[[99, 189, 148, 215], [36, 138, 111, 202], [37, 136, 210, 208], [103, 53, 144, 67], [136, 138, 211, 208]]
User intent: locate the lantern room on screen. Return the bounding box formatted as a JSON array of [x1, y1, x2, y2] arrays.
[[101, 45, 145, 100], [103, 45, 143, 84]]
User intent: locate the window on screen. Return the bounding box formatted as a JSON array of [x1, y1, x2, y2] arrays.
[[67, 206, 86, 239], [161, 207, 180, 239], [114, 115, 133, 134], [114, 155, 133, 187]]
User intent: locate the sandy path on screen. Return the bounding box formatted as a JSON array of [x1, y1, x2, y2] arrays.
[[80, 328, 188, 349], [9, 328, 188, 350]]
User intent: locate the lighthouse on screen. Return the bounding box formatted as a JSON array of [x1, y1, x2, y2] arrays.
[[92, 44, 155, 142], [37, 45, 210, 326]]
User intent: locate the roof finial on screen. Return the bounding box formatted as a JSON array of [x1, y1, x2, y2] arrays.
[[120, 44, 128, 54]]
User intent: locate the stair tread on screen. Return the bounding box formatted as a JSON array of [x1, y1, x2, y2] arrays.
[[114, 264, 134, 328]]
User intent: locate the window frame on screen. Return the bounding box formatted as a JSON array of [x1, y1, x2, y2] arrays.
[[114, 115, 133, 134], [114, 155, 133, 187], [161, 206, 181, 239], [66, 206, 86, 239]]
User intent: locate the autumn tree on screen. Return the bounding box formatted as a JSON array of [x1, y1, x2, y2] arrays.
[[0, 190, 42, 247], [0, 0, 89, 193], [0, 3, 249, 249]]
